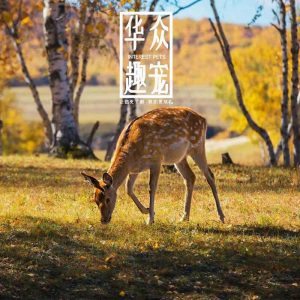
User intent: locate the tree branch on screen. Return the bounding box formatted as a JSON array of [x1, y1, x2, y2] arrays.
[[209, 0, 276, 166], [271, 23, 282, 33], [70, 4, 87, 101], [86, 121, 100, 147], [5, 22, 52, 145], [73, 3, 95, 126], [172, 0, 203, 17]]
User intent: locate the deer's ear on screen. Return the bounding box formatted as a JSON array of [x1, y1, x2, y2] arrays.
[[103, 172, 113, 187], [81, 172, 100, 189]]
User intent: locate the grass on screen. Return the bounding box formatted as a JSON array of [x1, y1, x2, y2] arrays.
[[207, 140, 263, 166], [9, 85, 224, 134], [0, 155, 299, 299]]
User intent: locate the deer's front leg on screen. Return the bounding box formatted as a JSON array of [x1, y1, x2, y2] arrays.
[[126, 174, 149, 214], [148, 164, 161, 225]]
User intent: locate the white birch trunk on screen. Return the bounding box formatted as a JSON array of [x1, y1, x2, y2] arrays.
[[43, 0, 79, 153]]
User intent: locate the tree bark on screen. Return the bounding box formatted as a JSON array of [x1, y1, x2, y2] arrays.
[[73, 3, 95, 126], [0, 120, 3, 155], [209, 0, 276, 166], [70, 4, 86, 101], [86, 121, 99, 147], [43, 0, 80, 155], [274, 0, 290, 166], [12, 37, 53, 146], [3, 1, 53, 146], [290, 0, 300, 166], [222, 152, 234, 165], [105, 102, 128, 161]]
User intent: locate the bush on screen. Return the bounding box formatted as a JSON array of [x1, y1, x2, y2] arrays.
[[0, 90, 44, 154]]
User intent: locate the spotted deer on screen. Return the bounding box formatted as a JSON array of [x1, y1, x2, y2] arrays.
[[81, 107, 225, 224]]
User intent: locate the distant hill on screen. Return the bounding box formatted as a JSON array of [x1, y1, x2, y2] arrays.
[[13, 18, 278, 87]]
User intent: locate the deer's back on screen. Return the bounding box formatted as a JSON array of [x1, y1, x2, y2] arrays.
[[115, 107, 207, 168]]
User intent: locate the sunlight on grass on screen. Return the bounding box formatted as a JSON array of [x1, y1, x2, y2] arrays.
[[0, 155, 299, 298]]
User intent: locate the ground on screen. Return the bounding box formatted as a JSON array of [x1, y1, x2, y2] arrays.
[[0, 155, 299, 299]]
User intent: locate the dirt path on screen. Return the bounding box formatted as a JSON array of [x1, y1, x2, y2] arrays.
[[206, 136, 250, 152]]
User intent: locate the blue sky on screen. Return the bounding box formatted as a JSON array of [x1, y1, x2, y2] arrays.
[[170, 0, 275, 26]]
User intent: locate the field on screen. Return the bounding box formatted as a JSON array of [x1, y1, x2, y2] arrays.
[[10, 85, 224, 135], [0, 155, 299, 299]]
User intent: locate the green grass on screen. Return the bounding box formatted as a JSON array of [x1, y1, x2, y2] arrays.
[[0, 155, 299, 299]]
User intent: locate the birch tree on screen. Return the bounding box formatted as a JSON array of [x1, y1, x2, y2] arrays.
[[0, 0, 106, 158], [272, 0, 290, 166], [209, 0, 277, 166], [289, 0, 300, 166], [43, 0, 79, 153]]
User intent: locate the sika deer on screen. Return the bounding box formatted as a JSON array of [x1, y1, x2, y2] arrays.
[[81, 107, 225, 224]]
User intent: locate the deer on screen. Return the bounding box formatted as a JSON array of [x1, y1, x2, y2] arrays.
[[81, 107, 225, 225]]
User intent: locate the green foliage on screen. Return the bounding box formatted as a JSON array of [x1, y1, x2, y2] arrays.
[[215, 38, 282, 144], [0, 90, 44, 154]]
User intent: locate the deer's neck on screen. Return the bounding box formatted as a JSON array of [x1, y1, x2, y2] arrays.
[[108, 151, 130, 189]]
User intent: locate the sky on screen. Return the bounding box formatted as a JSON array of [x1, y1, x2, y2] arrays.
[[167, 0, 275, 26]]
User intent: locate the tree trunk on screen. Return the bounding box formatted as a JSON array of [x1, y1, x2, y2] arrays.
[[3, 0, 53, 146], [209, 0, 276, 166], [43, 0, 80, 155], [222, 152, 234, 165], [290, 0, 300, 166], [73, 39, 89, 126], [73, 3, 95, 126], [105, 102, 128, 161], [0, 120, 3, 155], [12, 38, 53, 146], [277, 0, 290, 166]]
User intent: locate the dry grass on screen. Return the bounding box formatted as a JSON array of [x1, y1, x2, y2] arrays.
[[9, 85, 223, 129], [0, 155, 299, 299]]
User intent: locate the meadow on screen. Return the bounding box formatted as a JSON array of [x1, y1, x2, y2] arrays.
[[10, 85, 224, 136], [0, 155, 299, 299]]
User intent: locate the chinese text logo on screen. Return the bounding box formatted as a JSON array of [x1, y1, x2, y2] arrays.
[[120, 12, 173, 99]]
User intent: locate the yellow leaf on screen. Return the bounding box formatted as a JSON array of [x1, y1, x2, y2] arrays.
[[2, 12, 12, 23], [96, 23, 106, 36], [20, 16, 31, 26], [105, 254, 116, 263], [119, 290, 126, 297], [153, 242, 159, 249], [57, 47, 65, 54], [86, 24, 94, 34], [120, 0, 128, 6]]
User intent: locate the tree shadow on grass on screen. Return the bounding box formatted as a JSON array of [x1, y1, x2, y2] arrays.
[[0, 166, 107, 190], [1, 164, 298, 194], [0, 217, 299, 299]]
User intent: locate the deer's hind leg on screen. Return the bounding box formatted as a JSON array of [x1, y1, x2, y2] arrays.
[[175, 158, 196, 221], [148, 164, 161, 225], [190, 148, 225, 223]]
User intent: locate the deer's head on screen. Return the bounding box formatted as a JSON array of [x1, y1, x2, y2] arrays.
[[81, 172, 117, 224]]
